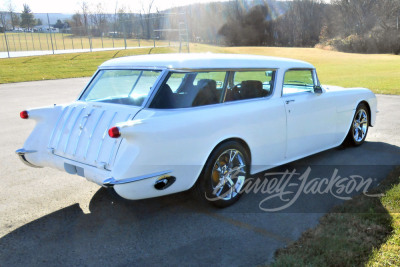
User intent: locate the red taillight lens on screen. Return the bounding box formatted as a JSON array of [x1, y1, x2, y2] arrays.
[[20, 110, 29, 119], [108, 126, 121, 138]]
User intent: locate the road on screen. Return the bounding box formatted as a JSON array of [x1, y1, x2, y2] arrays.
[[0, 78, 399, 266]]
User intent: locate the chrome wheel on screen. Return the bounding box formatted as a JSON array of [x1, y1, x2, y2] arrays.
[[352, 109, 368, 142], [210, 149, 246, 201]]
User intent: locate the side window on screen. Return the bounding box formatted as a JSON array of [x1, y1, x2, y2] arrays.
[[165, 73, 186, 93], [193, 72, 226, 89], [225, 70, 275, 102], [283, 70, 314, 95], [150, 71, 227, 109]]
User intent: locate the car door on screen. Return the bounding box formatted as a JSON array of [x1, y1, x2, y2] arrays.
[[282, 69, 337, 160]]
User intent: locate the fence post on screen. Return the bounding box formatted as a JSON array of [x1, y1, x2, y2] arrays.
[[80, 28, 83, 49], [45, 31, 50, 50], [47, 13, 55, 54], [61, 26, 65, 50], [17, 32, 22, 51], [30, 31, 35, 50], [24, 31, 28, 50], [38, 32, 42, 50], [53, 29, 58, 50], [3, 31, 10, 58], [87, 25, 92, 52], [122, 23, 127, 49], [11, 34, 16, 51]]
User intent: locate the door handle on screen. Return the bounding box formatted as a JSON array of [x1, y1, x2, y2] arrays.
[[285, 99, 295, 104]]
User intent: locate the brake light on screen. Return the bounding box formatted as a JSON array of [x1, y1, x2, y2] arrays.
[[20, 110, 29, 119], [108, 126, 121, 138]]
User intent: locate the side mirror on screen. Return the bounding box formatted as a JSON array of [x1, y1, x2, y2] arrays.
[[313, 85, 323, 95]]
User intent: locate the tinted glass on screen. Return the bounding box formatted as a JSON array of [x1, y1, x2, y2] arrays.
[[283, 70, 314, 95], [150, 71, 227, 109], [225, 70, 275, 102], [80, 70, 161, 106]]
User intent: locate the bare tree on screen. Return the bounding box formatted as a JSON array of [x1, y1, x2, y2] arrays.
[[80, 1, 90, 34], [90, 3, 108, 37], [141, 0, 155, 39], [7, 1, 20, 30]]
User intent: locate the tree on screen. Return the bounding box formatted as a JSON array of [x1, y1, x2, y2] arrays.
[[274, 0, 324, 47], [0, 12, 8, 32], [36, 18, 42, 26], [8, 1, 20, 30], [54, 19, 64, 29], [69, 13, 84, 35], [20, 4, 35, 30], [80, 1, 89, 34], [140, 0, 155, 39], [90, 3, 108, 37], [326, 0, 400, 53], [219, 4, 273, 46]]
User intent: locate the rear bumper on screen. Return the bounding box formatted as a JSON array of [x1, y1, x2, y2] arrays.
[[15, 149, 42, 168], [102, 170, 172, 187]]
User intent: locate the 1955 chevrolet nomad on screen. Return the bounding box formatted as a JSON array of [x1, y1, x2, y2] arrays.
[[16, 53, 377, 207]]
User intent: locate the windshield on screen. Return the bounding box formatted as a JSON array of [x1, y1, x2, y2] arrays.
[[80, 69, 162, 106]]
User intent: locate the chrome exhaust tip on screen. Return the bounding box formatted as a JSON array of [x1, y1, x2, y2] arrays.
[[154, 176, 176, 190]]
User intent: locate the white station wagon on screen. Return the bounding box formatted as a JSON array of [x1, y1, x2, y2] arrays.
[[17, 53, 377, 207]]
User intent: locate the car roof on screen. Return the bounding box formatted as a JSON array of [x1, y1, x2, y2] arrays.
[[99, 53, 315, 70]]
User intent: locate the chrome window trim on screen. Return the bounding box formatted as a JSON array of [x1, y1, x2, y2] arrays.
[[145, 69, 277, 109], [78, 68, 166, 109], [281, 68, 317, 97]]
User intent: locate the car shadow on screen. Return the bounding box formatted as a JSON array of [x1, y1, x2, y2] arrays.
[[0, 141, 399, 266]]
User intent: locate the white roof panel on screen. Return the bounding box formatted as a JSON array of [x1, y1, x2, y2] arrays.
[[99, 53, 314, 70]]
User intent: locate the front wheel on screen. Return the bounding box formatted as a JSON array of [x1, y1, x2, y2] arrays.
[[192, 141, 250, 208], [345, 103, 369, 146]]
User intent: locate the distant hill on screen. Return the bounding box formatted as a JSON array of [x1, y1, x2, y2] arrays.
[[33, 13, 73, 24]]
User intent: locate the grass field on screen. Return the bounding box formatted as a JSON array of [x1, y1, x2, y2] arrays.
[[271, 166, 400, 266], [0, 43, 399, 95], [0, 32, 172, 52]]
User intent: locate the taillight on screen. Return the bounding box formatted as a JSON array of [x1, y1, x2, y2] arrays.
[[108, 126, 121, 138], [20, 110, 29, 119]]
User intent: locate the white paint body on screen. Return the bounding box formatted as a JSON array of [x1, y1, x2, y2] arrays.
[[19, 54, 377, 200]]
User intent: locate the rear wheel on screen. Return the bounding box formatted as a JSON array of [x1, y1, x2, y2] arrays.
[[345, 103, 369, 146], [193, 141, 249, 208]]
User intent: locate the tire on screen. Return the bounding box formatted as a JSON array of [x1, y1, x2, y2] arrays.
[[192, 141, 250, 208], [344, 103, 369, 146]]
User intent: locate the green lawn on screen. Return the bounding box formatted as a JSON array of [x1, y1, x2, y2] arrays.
[[0, 46, 180, 83], [1, 43, 399, 95]]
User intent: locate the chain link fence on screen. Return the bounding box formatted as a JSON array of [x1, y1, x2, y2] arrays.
[[0, 12, 189, 58]]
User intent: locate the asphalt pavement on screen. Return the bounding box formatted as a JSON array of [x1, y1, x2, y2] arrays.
[[0, 78, 399, 266]]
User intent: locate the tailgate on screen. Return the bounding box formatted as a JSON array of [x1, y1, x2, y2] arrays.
[[48, 102, 140, 170]]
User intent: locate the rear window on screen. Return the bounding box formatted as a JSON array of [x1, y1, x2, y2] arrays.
[[80, 69, 162, 106]]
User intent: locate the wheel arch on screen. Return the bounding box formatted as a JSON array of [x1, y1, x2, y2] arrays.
[[190, 137, 252, 189], [358, 100, 372, 126]]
